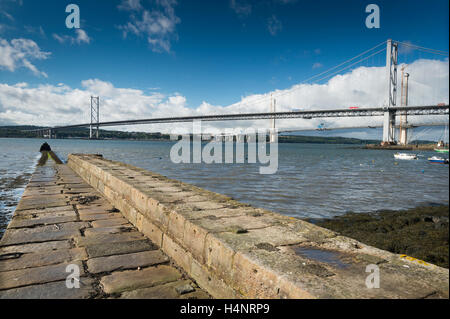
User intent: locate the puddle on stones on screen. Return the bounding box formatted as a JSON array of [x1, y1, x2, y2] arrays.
[[293, 246, 349, 269]]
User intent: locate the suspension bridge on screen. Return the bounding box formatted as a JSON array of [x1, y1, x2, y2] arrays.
[[29, 39, 449, 144]]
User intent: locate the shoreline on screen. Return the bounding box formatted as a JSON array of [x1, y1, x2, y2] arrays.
[[365, 143, 446, 151], [0, 172, 32, 239], [308, 205, 449, 268]]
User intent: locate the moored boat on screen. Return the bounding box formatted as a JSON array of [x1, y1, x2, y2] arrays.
[[394, 153, 418, 160], [434, 148, 449, 153], [428, 156, 449, 164]]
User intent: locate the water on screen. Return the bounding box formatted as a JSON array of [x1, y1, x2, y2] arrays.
[[0, 138, 448, 237]]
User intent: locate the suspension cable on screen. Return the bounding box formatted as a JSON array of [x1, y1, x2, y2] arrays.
[[234, 41, 388, 110], [395, 41, 449, 56]]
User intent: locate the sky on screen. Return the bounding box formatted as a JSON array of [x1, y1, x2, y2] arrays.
[[0, 0, 449, 139]]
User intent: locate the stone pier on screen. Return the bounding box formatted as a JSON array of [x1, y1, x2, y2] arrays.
[[0, 160, 209, 299], [0, 154, 448, 299]]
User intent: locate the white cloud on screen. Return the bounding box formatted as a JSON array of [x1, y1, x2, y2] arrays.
[[0, 59, 448, 139], [118, 0, 180, 53], [118, 0, 143, 11], [0, 38, 50, 77], [24, 25, 46, 38], [267, 15, 282, 36], [1, 11, 14, 21], [53, 29, 91, 45], [230, 0, 252, 17]]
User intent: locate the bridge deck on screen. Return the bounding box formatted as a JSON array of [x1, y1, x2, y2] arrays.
[[0, 162, 210, 299]]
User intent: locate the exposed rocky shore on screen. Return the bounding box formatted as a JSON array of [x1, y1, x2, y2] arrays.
[[309, 205, 449, 268]]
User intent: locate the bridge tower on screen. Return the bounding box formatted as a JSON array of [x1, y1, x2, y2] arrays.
[[399, 67, 410, 145], [382, 39, 398, 144], [90, 96, 100, 139], [270, 94, 277, 143]]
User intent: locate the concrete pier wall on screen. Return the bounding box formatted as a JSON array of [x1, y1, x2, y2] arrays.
[[68, 154, 449, 299]]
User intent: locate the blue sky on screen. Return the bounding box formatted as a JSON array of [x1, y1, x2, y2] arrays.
[[1, 0, 448, 107], [0, 0, 448, 141]]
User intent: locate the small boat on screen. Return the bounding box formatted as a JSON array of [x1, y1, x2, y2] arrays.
[[394, 153, 418, 160], [428, 156, 449, 164], [434, 148, 449, 153]]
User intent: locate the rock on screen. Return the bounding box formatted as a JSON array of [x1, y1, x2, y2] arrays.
[[39, 143, 51, 152], [175, 283, 195, 295]]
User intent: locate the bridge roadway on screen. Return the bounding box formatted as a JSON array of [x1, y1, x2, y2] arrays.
[[28, 105, 449, 133]]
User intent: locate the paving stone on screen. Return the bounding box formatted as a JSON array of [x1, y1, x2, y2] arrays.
[[0, 248, 87, 272], [77, 202, 115, 211], [15, 195, 68, 211], [25, 182, 58, 188], [14, 206, 74, 217], [22, 186, 64, 197], [178, 207, 249, 220], [77, 207, 113, 215], [175, 283, 195, 295], [1, 229, 78, 246], [179, 290, 211, 299], [8, 211, 77, 229], [63, 188, 95, 195], [0, 222, 89, 246], [84, 225, 133, 236], [75, 232, 145, 247], [79, 213, 123, 222], [91, 218, 129, 228], [85, 239, 156, 258], [0, 278, 96, 299], [100, 265, 182, 294], [0, 261, 85, 290], [0, 241, 71, 254], [190, 201, 226, 210], [195, 215, 272, 233], [214, 225, 308, 251], [120, 280, 205, 299], [87, 250, 168, 274]]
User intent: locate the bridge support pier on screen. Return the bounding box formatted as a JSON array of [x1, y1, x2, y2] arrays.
[[382, 110, 396, 144], [399, 126, 408, 145], [269, 130, 277, 143], [382, 39, 398, 145], [90, 96, 100, 139]]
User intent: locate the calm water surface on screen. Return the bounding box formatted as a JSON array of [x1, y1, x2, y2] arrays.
[[1, 138, 448, 236]]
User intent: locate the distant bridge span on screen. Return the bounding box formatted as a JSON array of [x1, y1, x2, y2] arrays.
[[28, 105, 449, 134]]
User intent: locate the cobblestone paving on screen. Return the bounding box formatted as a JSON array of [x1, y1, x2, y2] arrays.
[[0, 163, 210, 299]]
